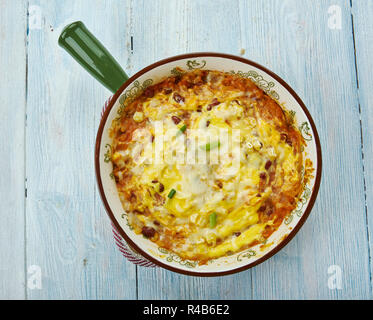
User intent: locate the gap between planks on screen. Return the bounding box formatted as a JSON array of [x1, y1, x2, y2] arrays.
[[349, 0, 372, 295]]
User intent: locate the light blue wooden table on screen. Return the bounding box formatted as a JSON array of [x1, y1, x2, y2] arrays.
[[0, 0, 371, 300]]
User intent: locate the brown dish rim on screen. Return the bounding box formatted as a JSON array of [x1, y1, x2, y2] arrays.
[[94, 52, 322, 277]]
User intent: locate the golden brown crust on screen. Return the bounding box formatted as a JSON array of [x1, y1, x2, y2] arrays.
[[109, 69, 308, 263]]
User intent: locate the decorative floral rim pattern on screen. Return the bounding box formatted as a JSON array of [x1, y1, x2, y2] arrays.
[[95, 52, 322, 276], [106, 61, 314, 268], [229, 70, 280, 100]]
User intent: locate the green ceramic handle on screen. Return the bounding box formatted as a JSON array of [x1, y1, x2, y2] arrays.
[[58, 21, 129, 93]]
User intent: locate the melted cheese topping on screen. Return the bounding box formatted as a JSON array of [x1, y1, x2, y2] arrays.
[[110, 70, 305, 263]]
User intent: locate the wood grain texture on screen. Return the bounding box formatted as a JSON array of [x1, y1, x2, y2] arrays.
[[26, 0, 136, 299], [240, 0, 371, 299], [0, 0, 27, 300], [0, 0, 371, 300], [351, 0, 373, 292], [133, 0, 371, 299]]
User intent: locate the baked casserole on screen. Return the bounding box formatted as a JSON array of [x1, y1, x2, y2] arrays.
[[109, 69, 311, 264]]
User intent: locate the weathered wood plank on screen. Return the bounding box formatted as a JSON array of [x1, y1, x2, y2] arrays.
[[26, 0, 136, 299], [351, 0, 373, 294], [2, 0, 368, 300], [239, 0, 370, 299], [0, 0, 27, 300]]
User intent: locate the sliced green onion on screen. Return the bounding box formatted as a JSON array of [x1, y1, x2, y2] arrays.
[[203, 141, 221, 151], [179, 124, 187, 133], [168, 188, 176, 199], [209, 212, 217, 228]]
